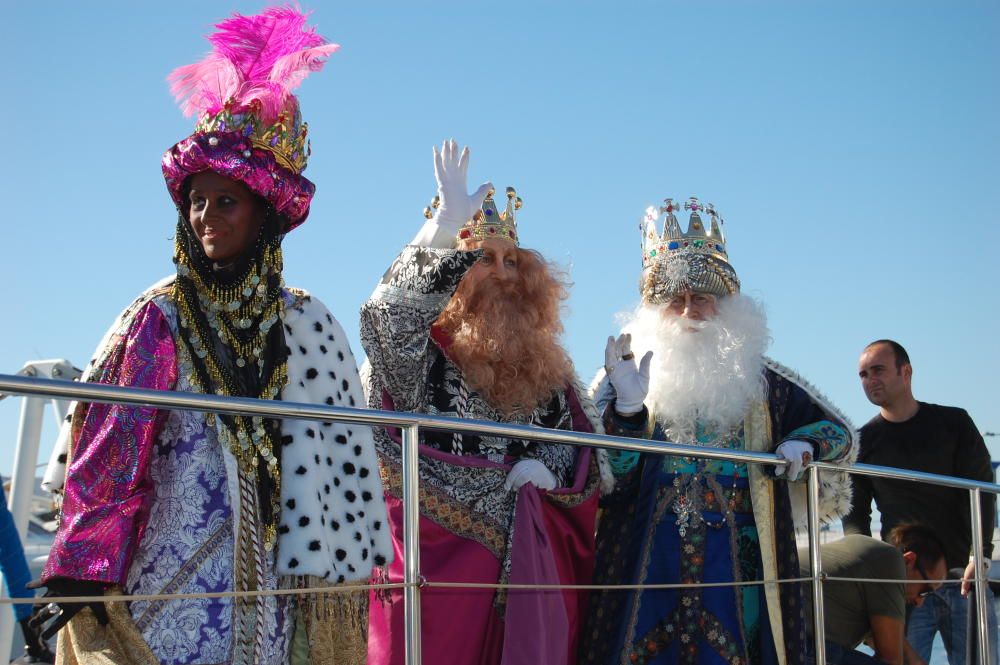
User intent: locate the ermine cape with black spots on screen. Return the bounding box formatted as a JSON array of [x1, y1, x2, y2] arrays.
[[42, 277, 391, 664]]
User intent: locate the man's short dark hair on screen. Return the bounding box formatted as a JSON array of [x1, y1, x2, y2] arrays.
[[888, 523, 945, 571], [866, 339, 911, 370]]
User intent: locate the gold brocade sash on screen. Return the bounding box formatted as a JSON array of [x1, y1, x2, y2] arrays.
[[54, 590, 157, 665], [293, 582, 370, 665], [55, 585, 369, 665], [744, 400, 787, 665]]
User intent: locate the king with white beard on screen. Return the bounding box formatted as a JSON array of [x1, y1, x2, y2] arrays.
[[579, 198, 857, 665]]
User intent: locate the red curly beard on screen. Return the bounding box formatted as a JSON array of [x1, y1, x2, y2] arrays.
[[434, 248, 574, 416]]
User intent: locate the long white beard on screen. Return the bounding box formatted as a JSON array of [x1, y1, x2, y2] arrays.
[[621, 294, 771, 440]]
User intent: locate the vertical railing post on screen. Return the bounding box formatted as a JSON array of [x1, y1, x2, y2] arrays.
[[0, 395, 47, 663], [968, 488, 991, 665], [401, 424, 422, 665], [8, 396, 45, 537], [806, 464, 826, 665]]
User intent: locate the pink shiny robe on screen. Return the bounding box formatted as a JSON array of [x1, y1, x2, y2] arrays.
[[367, 392, 600, 665], [43, 301, 177, 584]]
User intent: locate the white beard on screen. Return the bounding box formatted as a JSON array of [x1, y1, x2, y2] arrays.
[[621, 294, 771, 440]]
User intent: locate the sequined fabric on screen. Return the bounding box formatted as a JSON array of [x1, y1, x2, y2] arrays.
[[43, 301, 178, 584], [162, 130, 314, 231]]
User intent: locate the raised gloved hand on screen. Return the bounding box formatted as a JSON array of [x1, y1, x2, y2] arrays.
[[434, 139, 493, 229], [412, 139, 493, 248], [604, 334, 653, 415], [27, 577, 109, 641], [773, 439, 814, 482], [504, 459, 557, 492]]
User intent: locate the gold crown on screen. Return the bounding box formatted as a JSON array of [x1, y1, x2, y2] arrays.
[[424, 187, 522, 246], [641, 196, 728, 270], [195, 100, 311, 174], [640, 196, 739, 302]]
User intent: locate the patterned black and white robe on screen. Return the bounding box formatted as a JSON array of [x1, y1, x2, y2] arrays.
[[360, 245, 610, 665]]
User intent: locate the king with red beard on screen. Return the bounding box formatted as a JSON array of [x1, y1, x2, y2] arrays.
[[361, 140, 611, 665]]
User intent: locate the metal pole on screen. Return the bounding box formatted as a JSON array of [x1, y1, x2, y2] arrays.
[[968, 488, 991, 665], [402, 424, 422, 665], [8, 397, 44, 536], [806, 465, 826, 665], [0, 395, 46, 665], [0, 575, 11, 665], [3, 375, 1000, 497]]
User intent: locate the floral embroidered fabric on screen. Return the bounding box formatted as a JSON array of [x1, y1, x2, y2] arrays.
[[127, 297, 291, 664]]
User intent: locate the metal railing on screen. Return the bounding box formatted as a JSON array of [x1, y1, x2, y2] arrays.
[[0, 373, 997, 665]]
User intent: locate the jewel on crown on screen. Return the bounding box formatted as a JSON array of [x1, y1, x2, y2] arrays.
[[195, 98, 311, 175], [424, 187, 522, 246], [640, 196, 728, 271]]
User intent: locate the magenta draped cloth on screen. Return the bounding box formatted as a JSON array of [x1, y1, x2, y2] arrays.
[[43, 302, 177, 584], [368, 409, 599, 665]]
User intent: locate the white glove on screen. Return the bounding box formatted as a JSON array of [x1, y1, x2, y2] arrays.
[[774, 439, 814, 482], [412, 139, 493, 248], [504, 459, 557, 492], [604, 334, 653, 415]]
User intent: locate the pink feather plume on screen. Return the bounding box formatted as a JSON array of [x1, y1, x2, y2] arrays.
[[168, 5, 339, 124]]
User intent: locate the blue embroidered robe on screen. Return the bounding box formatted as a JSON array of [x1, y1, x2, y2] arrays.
[[579, 365, 853, 665]]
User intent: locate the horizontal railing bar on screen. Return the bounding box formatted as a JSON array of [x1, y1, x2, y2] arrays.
[[807, 458, 999, 491], [1, 572, 964, 607], [380, 579, 813, 591], [423, 576, 963, 589], [2, 374, 998, 494], [0, 375, 785, 463], [0, 582, 410, 605]]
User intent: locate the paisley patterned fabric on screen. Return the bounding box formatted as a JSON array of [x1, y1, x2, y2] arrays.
[[162, 130, 314, 232], [124, 301, 292, 664]]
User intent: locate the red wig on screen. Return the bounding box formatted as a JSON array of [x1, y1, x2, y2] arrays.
[[435, 247, 574, 415]]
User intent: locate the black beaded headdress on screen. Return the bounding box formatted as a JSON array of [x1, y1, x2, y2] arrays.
[[172, 203, 288, 550]]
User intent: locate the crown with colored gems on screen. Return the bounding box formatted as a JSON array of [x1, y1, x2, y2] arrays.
[[195, 100, 311, 175], [163, 6, 338, 230], [424, 187, 522, 246], [640, 196, 740, 302], [641, 197, 728, 268]]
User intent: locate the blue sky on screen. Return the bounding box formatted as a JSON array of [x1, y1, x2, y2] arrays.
[[2, 1, 998, 474]]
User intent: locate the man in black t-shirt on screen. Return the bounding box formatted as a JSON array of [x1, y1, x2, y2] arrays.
[[844, 339, 997, 665]]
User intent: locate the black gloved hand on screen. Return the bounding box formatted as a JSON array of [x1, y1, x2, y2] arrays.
[[17, 615, 54, 663], [26, 577, 110, 641]]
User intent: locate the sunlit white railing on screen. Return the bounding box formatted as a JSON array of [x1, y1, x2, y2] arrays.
[[0, 374, 996, 665]]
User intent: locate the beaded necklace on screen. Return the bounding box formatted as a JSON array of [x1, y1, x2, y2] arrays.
[[172, 213, 288, 551], [666, 420, 747, 536]]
